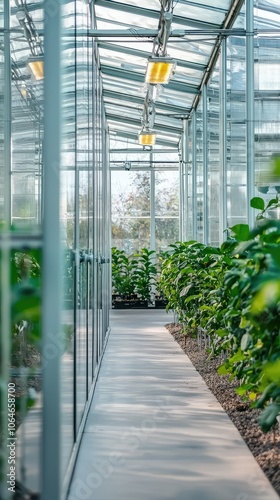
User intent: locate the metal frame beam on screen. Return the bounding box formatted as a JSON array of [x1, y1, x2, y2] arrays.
[[4, 0, 11, 225], [103, 89, 191, 115], [89, 28, 247, 38], [42, 2, 62, 499], [202, 83, 208, 244], [219, 37, 227, 244], [98, 41, 206, 72], [109, 129, 179, 148], [191, 0, 245, 112], [94, 0, 220, 29], [246, 0, 255, 228], [192, 110, 197, 240], [101, 64, 199, 95], [106, 113, 182, 135]]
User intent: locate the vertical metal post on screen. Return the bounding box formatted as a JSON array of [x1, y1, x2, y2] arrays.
[[184, 119, 189, 240], [0, 2, 11, 497], [202, 84, 209, 244], [42, 3, 62, 499], [246, 0, 255, 228], [219, 37, 227, 244], [150, 151, 156, 252], [4, 0, 11, 225], [179, 137, 184, 241], [192, 110, 197, 240]]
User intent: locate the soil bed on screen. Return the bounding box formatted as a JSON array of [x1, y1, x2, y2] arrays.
[[166, 322, 280, 497]]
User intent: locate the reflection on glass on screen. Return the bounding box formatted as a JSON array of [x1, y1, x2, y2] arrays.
[[12, 247, 42, 496]]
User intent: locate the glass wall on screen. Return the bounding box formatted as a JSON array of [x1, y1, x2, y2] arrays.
[[60, 0, 110, 487], [0, 1, 110, 498], [110, 140, 179, 253]]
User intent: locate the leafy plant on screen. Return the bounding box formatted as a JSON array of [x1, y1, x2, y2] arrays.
[[111, 247, 138, 299], [134, 248, 157, 302], [159, 196, 280, 432]]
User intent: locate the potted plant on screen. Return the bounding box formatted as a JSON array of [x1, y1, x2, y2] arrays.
[[111, 247, 138, 307], [133, 248, 157, 306]]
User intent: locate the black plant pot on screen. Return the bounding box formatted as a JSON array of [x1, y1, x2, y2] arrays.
[[133, 300, 149, 308], [155, 299, 168, 309], [113, 300, 137, 309]]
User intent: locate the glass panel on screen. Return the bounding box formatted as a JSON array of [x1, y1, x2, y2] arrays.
[[111, 171, 151, 252], [196, 101, 203, 242], [186, 118, 193, 241], [207, 60, 220, 246], [155, 171, 179, 252], [60, 0, 76, 475], [227, 36, 247, 227], [255, 35, 280, 202]]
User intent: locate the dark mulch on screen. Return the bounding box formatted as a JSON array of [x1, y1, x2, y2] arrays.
[[166, 322, 280, 497]]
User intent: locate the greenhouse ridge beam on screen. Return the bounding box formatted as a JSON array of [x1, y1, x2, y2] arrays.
[[103, 89, 191, 115], [107, 113, 182, 135], [89, 28, 247, 38], [101, 65, 199, 95], [109, 130, 179, 148], [110, 149, 178, 154], [98, 42, 206, 72]]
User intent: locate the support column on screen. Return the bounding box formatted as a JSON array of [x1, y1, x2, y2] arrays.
[[4, 0, 11, 225], [184, 119, 189, 240], [0, 2, 11, 496], [202, 84, 209, 244], [219, 37, 227, 244], [179, 137, 184, 241], [246, 0, 255, 228], [42, 3, 62, 499], [192, 110, 197, 240], [150, 151, 156, 252]]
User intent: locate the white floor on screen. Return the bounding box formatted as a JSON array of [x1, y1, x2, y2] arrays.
[[68, 310, 279, 500]]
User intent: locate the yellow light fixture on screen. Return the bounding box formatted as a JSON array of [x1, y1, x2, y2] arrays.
[[138, 130, 157, 146], [20, 85, 27, 98], [27, 57, 44, 81], [145, 57, 175, 85]]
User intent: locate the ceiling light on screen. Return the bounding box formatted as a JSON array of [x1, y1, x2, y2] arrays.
[[145, 57, 176, 85], [20, 85, 27, 98], [138, 130, 157, 146], [27, 57, 44, 81]]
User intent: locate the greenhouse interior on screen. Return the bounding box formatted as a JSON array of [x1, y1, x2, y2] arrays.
[[1, 0, 280, 499]]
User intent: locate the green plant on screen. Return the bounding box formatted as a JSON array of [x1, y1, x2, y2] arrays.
[[159, 196, 280, 432], [111, 247, 138, 299], [134, 248, 157, 302], [217, 197, 280, 431]]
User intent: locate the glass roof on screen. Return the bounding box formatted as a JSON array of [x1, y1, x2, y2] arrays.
[[94, 0, 233, 145], [7, 0, 280, 149]]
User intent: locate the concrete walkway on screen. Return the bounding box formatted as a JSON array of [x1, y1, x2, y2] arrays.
[[68, 310, 279, 500]]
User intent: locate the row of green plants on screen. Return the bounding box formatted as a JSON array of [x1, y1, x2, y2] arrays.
[[111, 247, 166, 303], [159, 196, 280, 433]]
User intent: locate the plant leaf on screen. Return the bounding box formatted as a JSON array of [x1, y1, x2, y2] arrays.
[[229, 224, 250, 242], [241, 332, 252, 351], [250, 197, 265, 211], [259, 403, 280, 433]]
